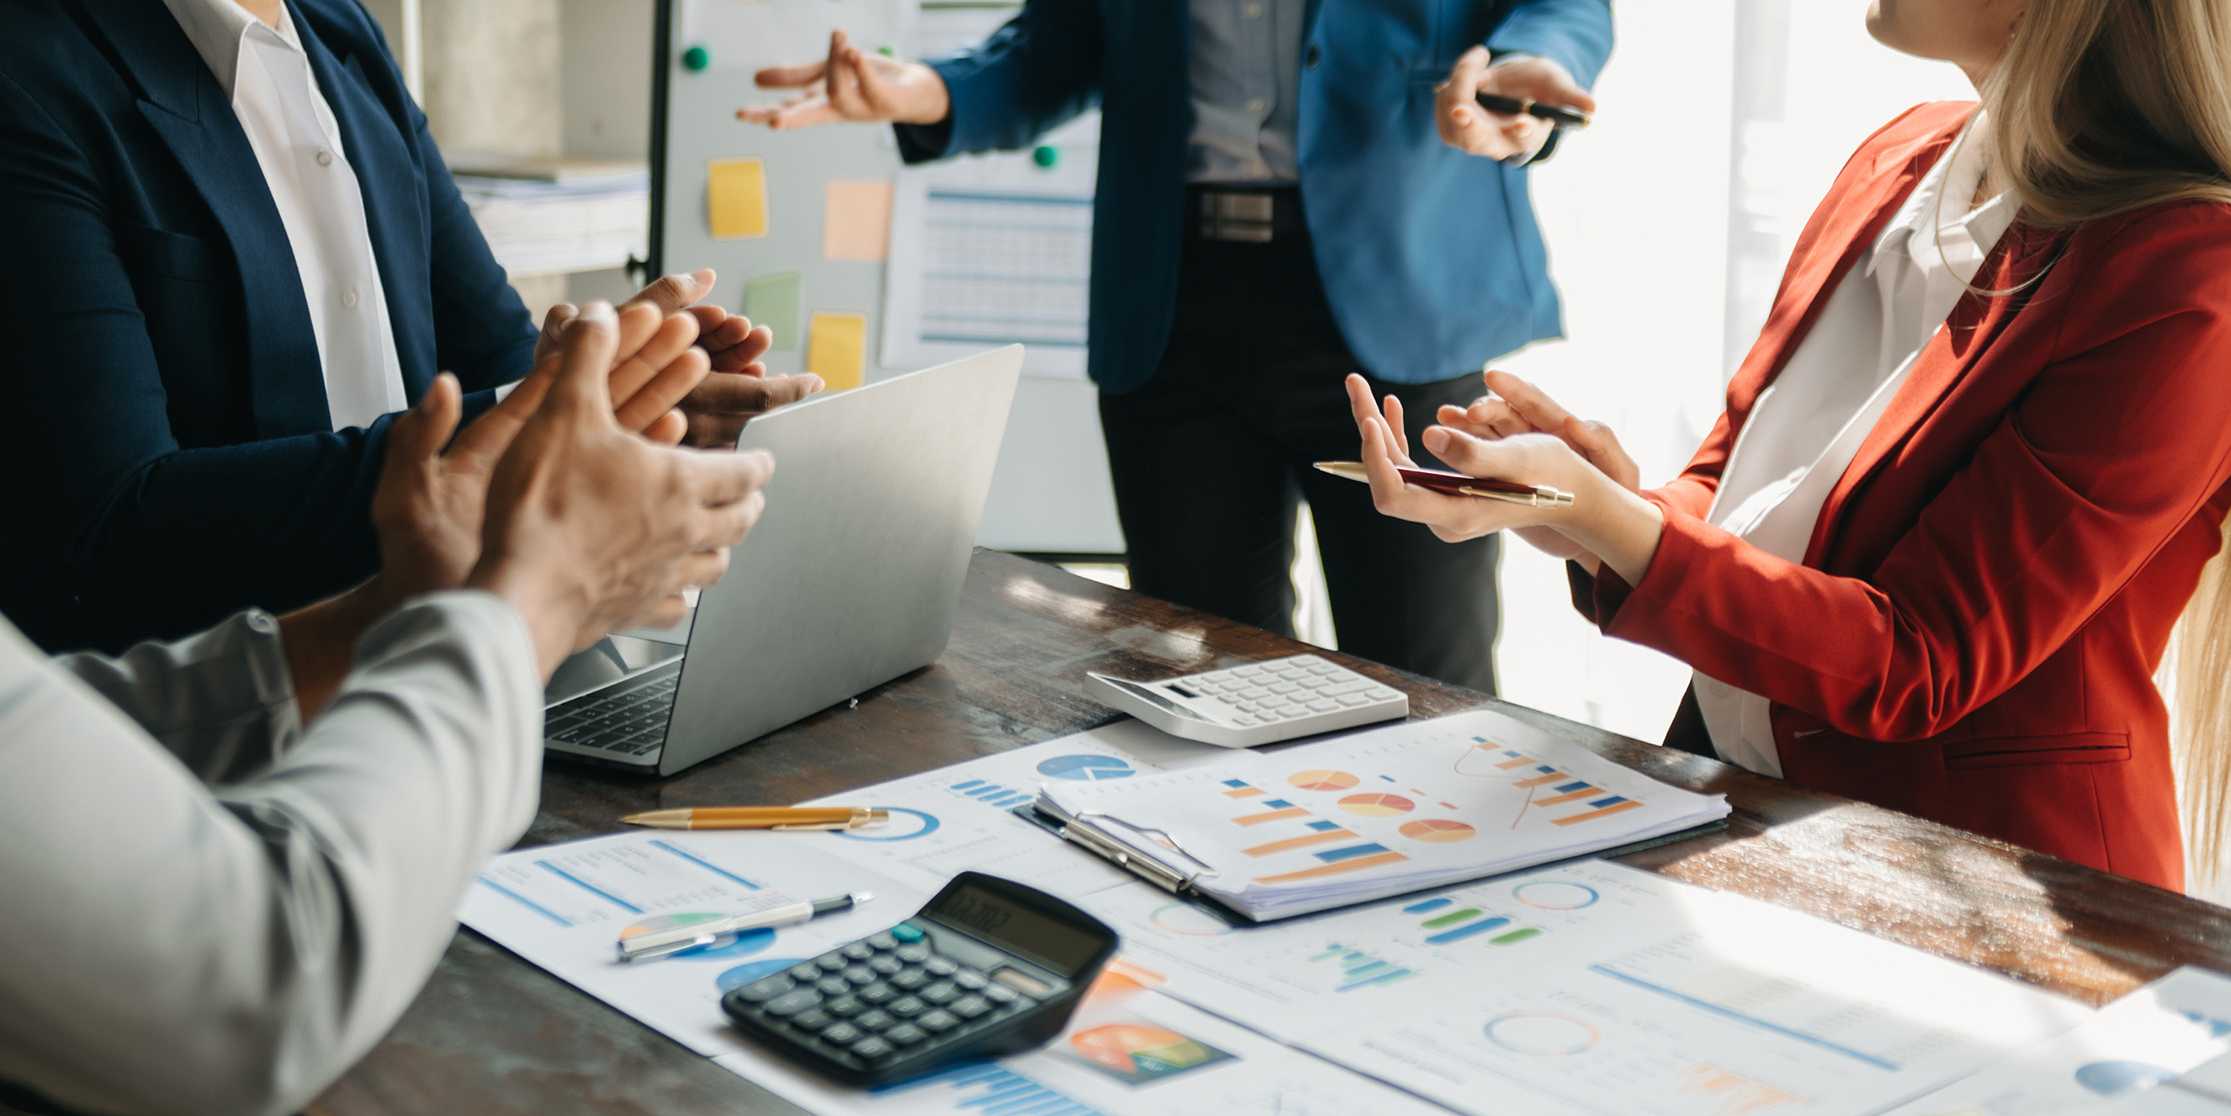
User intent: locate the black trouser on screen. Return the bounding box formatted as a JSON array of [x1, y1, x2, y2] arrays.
[[1098, 187, 1501, 694]]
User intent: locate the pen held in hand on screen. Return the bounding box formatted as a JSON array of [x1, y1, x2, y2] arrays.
[[1314, 461, 1576, 509], [1474, 91, 1592, 129]]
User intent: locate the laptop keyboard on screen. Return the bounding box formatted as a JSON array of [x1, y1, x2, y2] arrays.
[[546, 661, 683, 757]]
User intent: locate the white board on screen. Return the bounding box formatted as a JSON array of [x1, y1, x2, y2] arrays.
[[654, 0, 1124, 554]]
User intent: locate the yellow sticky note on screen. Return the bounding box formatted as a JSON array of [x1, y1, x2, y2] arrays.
[[707, 158, 768, 240], [823, 180, 894, 261], [806, 312, 868, 391]]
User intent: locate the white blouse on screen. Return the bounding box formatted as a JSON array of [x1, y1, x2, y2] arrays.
[[1695, 112, 2015, 777], [161, 0, 410, 432]]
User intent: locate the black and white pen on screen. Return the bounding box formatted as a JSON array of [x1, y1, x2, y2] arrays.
[[617, 892, 873, 963]]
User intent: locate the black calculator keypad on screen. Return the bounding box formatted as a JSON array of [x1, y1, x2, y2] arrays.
[[728, 919, 1046, 1075], [765, 989, 821, 1017]]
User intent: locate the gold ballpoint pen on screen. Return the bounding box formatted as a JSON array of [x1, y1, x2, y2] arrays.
[[620, 806, 891, 832]]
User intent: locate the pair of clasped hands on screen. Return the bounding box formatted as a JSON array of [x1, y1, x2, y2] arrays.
[[366, 272, 819, 676]]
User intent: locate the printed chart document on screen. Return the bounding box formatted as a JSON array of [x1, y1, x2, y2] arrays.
[[1039, 711, 1729, 920], [1069, 857, 2089, 1116], [712, 965, 1447, 1116], [1888, 966, 2231, 1115], [463, 710, 2090, 1116], [881, 4, 1098, 382]]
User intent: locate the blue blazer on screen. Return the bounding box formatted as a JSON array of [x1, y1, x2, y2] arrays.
[[0, 0, 539, 651], [898, 0, 1613, 393]]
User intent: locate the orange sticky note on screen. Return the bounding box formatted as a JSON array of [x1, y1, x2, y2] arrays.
[[823, 180, 894, 261], [708, 158, 768, 240], [806, 312, 868, 390]]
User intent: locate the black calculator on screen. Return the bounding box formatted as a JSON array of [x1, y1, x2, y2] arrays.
[[720, 872, 1119, 1085]]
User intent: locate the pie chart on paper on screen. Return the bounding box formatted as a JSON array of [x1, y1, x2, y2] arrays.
[[1288, 769, 1361, 792], [1337, 792, 1416, 817], [1036, 754, 1136, 782], [1399, 819, 1478, 843]]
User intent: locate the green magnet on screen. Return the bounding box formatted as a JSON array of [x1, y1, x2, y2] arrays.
[[682, 44, 711, 72], [1031, 145, 1059, 169]]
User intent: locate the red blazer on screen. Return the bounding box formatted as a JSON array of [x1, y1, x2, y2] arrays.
[[1575, 103, 2231, 891]]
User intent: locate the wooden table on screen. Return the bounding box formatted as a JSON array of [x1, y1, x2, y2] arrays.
[[314, 551, 2231, 1114]]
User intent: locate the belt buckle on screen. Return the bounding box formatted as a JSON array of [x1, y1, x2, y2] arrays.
[[1200, 192, 1276, 243]]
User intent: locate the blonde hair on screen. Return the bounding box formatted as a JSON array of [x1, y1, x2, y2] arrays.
[[1983, 0, 2231, 882]]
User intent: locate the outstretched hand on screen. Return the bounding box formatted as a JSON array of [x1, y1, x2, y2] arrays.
[[737, 28, 951, 131], [1436, 47, 1596, 163]]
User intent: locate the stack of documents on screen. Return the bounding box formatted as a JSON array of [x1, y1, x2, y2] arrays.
[[1035, 711, 1730, 922], [451, 156, 650, 279]]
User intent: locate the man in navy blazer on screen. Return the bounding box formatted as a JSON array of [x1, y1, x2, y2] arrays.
[[743, 1, 1613, 692], [0, 0, 813, 652]]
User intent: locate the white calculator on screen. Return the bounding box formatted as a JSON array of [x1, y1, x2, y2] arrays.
[[1084, 654, 1409, 749]]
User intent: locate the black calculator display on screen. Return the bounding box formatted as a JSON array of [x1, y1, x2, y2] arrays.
[[721, 872, 1119, 1085]]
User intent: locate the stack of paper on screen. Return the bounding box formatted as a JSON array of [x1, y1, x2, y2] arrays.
[[454, 158, 650, 279], [1036, 711, 1730, 921]]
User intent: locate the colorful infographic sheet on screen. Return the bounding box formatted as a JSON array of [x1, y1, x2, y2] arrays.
[[464, 714, 2094, 1116], [1040, 711, 1730, 920], [711, 965, 1448, 1116], [1069, 857, 2089, 1116]]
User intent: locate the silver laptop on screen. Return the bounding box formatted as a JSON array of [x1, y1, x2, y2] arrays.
[[539, 345, 1025, 775]]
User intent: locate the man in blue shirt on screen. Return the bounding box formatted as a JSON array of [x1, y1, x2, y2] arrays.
[[742, 3, 1612, 692]]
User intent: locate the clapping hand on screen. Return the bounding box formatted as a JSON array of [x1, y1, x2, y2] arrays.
[[537, 268, 823, 448], [376, 303, 710, 600], [472, 303, 778, 673]]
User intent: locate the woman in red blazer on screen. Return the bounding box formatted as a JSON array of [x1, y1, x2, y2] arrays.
[[1347, 0, 2231, 891]]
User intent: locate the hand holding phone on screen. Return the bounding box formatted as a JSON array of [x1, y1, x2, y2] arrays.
[[1314, 461, 1575, 509]]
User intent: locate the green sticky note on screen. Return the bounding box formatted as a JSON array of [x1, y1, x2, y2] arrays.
[[744, 272, 803, 352]]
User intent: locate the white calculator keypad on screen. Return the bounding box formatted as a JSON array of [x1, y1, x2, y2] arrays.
[[1084, 654, 1409, 749]]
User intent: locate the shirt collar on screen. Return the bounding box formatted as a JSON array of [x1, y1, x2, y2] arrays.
[[1869, 111, 2016, 282], [159, 0, 303, 96]]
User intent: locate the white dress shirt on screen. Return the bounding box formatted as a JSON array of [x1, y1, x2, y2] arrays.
[[1695, 112, 2015, 777], [161, 0, 409, 432]]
